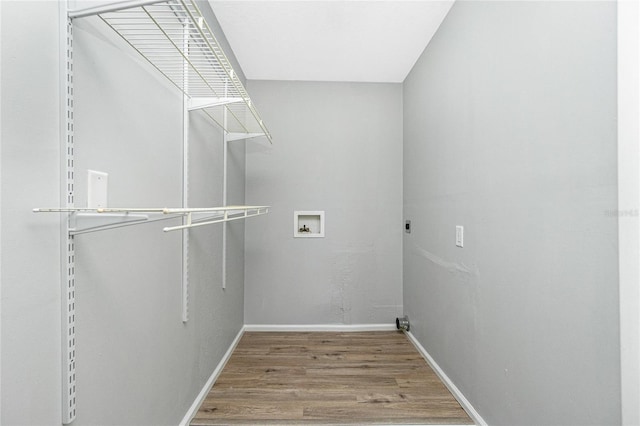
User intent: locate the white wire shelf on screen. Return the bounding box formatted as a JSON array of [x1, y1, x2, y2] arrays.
[[33, 205, 269, 235], [69, 0, 272, 142]]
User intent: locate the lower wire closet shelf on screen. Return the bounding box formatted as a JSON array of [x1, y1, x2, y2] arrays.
[[33, 205, 270, 234]]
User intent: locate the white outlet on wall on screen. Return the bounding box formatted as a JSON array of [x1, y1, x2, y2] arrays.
[[88, 170, 108, 208], [456, 225, 464, 248]]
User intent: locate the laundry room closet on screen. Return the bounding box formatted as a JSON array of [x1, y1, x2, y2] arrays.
[[1, 0, 635, 425]]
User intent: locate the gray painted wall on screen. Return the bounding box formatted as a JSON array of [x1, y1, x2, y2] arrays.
[[402, 2, 620, 425], [1, 1, 245, 424], [1, 2, 62, 423], [244, 81, 403, 325], [1, 1, 625, 424]]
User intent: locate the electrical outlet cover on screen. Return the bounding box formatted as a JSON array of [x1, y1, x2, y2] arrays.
[[88, 170, 108, 208]]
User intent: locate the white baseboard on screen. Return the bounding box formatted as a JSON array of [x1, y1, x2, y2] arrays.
[[404, 331, 487, 426], [179, 326, 245, 426], [244, 323, 398, 332]]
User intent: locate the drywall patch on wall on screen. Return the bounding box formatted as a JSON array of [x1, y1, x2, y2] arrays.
[[329, 250, 353, 323], [411, 245, 477, 278], [328, 243, 376, 324]]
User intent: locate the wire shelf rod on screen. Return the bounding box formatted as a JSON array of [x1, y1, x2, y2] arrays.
[[163, 206, 268, 213], [163, 208, 268, 232], [34, 206, 269, 214], [34, 206, 269, 235], [68, 213, 179, 236], [68, 0, 167, 19]]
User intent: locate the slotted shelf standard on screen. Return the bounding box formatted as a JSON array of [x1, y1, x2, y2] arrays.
[[34, 1, 273, 423]]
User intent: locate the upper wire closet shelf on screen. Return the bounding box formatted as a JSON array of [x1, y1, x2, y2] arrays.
[[69, 0, 272, 142]]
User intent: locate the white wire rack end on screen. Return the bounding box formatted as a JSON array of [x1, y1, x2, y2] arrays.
[[67, 0, 272, 143]]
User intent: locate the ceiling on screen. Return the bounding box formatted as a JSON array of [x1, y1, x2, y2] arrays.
[[207, 1, 455, 83]]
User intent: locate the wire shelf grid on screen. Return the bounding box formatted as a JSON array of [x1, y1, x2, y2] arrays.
[[77, 0, 271, 140]]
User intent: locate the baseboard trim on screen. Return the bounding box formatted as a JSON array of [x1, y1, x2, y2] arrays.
[[404, 331, 487, 426], [179, 326, 246, 426], [244, 323, 398, 332]]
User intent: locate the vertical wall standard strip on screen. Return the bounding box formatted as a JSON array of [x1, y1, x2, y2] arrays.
[[62, 3, 77, 423], [221, 80, 228, 290], [221, 145, 227, 290], [181, 19, 190, 323]]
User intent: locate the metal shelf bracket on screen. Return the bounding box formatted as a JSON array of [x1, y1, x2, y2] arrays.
[[187, 97, 243, 111]]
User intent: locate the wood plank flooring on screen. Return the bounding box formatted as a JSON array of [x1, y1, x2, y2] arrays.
[[191, 331, 473, 425]]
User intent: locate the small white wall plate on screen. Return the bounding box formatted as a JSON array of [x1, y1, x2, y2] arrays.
[[87, 170, 108, 208]]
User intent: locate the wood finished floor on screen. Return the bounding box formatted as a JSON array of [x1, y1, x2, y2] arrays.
[[191, 331, 473, 425]]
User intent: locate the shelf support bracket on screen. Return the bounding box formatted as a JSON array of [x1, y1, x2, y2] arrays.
[[187, 97, 243, 111], [226, 132, 268, 142], [68, 213, 150, 235]]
